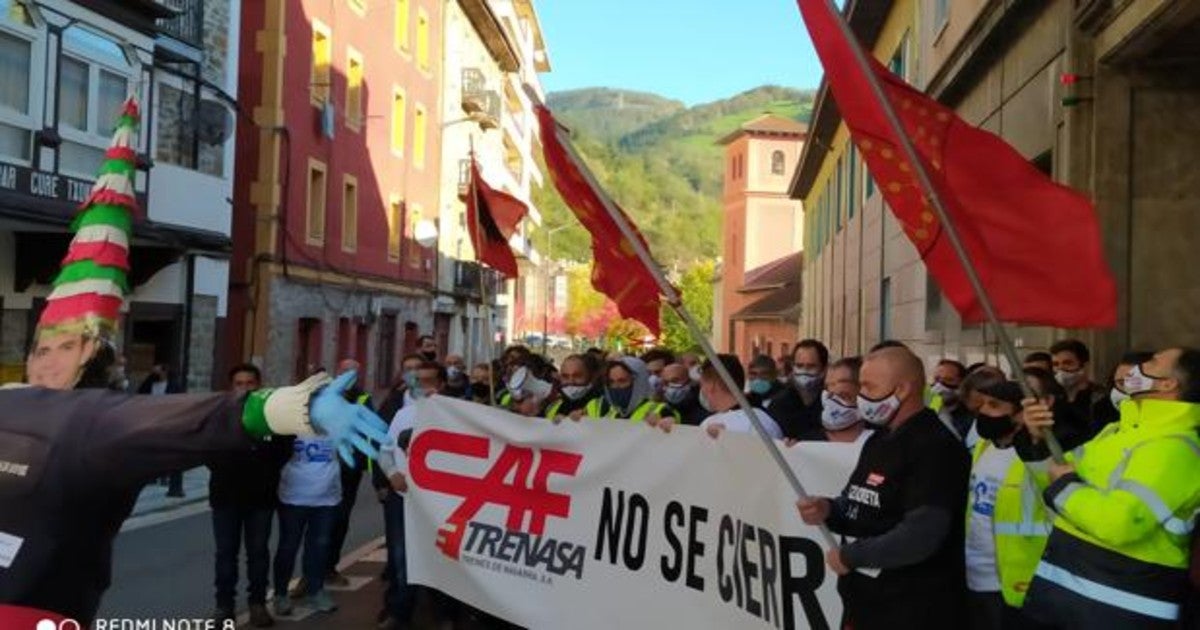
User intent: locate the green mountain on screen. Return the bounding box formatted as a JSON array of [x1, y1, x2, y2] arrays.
[[532, 86, 814, 266], [548, 88, 685, 142]]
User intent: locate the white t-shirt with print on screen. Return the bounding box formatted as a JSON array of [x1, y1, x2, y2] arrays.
[[278, 437, 342, 507], [965, 444, 1017, 592]]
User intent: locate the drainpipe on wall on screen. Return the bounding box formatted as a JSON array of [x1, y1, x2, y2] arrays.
[[180, 253, 195, 391]]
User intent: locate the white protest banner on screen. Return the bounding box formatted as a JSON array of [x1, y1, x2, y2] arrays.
[[400, 397, 863, 630]]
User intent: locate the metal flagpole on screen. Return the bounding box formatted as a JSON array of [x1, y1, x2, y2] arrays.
[[546, 119, 839, 548], [815, 0, 1065, 461], [468, 136, 498, 406]]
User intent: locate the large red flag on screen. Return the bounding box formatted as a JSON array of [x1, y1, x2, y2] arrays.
[[466, 158, 528, 279], [797, 0, 1117, 328], [535, 106, 662, 335]]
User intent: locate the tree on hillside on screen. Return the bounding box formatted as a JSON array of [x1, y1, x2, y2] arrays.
[[660, 259, 716, 352]]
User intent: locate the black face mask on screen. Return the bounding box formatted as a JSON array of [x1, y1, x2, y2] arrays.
[[470, 382, 491, 400], [420, 351, 437, 361], [975, 413, 1016, 442]]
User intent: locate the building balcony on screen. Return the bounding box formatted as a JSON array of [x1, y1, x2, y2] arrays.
[[461, 68, 500, 128], [155, 0, 204, 49], [453, 260, 504, 299]]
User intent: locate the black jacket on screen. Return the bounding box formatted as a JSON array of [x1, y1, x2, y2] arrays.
[[667, 386, 710, 426], [747, 382, 784, 408], [0, 387, 254, 623], [764, 385, 823, 439], [207, 436, 293, 509]]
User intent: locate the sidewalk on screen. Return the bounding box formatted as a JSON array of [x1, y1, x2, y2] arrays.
[[130, 467, 210, 517]]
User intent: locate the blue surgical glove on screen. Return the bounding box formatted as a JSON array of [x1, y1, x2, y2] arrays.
[[311, 370, 392, 467]]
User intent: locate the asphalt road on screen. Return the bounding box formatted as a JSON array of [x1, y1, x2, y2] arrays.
[[97, 477, 387, 623]]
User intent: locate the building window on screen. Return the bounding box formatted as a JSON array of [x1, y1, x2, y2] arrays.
[[387, 196, 403, 261], [880, 277, 892, 341], [413, 103, 427, 168], [416, 9, 430, 72], [58, 26, 134, 178], [356, 321, 370, 368], [337, 317, 352, 358], [406, 205, 422, 267], [934, 0, 950, 32], [155, 80, 226, 177], [295, 317, 323, 381], [0, 5, 40, 163], [848, 145, 858, 219], [889, 31, 911, 82], [924, 272, 942, 330], [311, 21, 331, 105], [394, 0, 410, 52], [770, 150, 785, 175], [342, 174, 358, 252], [391, 86, 406, 155], [306, 159, 327, 244], [346, 48, 363, 130], [865, 160, 875, 198], [835, 157, 843, 232]]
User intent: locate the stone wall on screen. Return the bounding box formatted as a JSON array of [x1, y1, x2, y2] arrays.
[[262, 276, 433, 388], [154, 0, 231, 177], [187, 294, 218, 392]]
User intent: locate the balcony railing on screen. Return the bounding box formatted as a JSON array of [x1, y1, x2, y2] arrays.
[[463, 89, 501, 123], [462, 68, 486, 95], [454, 260, 504, 299], [156, 0, 205, 47]]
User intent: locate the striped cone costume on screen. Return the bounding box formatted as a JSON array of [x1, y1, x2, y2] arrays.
[[35, 98, 139, 342]]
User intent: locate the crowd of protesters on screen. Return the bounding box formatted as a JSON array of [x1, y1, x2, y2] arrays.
[[208, 333, 1200, 630]]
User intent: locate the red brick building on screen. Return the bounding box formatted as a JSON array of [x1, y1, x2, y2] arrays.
[[229, 0, 442, 386], [714, 115, 807, 364]]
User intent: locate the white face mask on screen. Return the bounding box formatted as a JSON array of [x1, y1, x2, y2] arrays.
[[561, 384, 590, 401], [1123, 364, 1164, 398], [688, 366, 702, 383], [857, 391, 901, 427], [930, 380, 958, 404], [648, 374, 663, 393], [792, 369, 822, 390], [820, 390, 860, 431], [1109, 387, 1130, 410], [664, 383, 690, 405], [1055, 369, 1085, 389]]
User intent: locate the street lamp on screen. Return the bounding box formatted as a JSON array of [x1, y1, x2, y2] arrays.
[[543, 224, 569, 354]]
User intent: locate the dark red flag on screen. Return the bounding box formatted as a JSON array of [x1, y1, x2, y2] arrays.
[[534, 106, 662, 335], [466, 158, 528, 279], [797, 0, 1117, 328]]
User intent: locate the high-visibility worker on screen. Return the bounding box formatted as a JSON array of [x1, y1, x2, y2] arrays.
[[1020, 347, 1200, 629], [965, 373, 1086, 629], [544, 354, 603, 421], [583, 356, 678, 423]]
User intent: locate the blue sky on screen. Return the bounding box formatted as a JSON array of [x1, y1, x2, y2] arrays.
[[536, 1, 825, 106]]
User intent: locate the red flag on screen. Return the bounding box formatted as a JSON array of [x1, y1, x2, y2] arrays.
[[797, 0, 1117, 328], [466, 158, 528, 279], [534, 106, 663, 335]]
